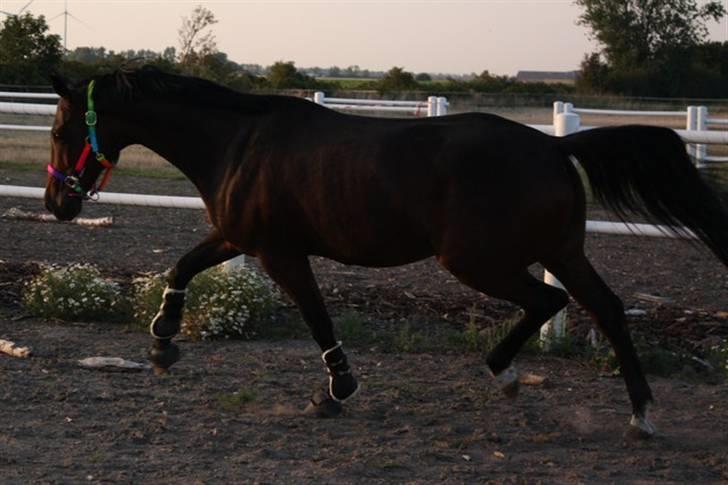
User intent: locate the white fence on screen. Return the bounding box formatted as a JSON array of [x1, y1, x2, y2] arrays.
[[551, 101, 728, 166], [0, 91, 449, 130], [0, 91, 58, 132], [312, 91, 448, 117]]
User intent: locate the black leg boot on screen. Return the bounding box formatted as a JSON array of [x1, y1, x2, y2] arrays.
[[322, 342, 359, 402]]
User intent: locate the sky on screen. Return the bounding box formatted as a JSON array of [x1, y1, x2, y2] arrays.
[[2, 0, 728, 76]]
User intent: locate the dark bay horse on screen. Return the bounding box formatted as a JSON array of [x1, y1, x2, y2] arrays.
[[45, 67, 728, 438]]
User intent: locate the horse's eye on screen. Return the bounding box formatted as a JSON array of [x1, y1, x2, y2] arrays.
[[51, 129, 62, 140]]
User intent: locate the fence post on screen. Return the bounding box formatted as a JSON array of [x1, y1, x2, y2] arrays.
[[436, 97, 448, 116], [313, 91, 325, 105], [686, 106, 697, 159], [223, 254, 246, 273], [696, 106, 708, 168], [427, 96, 437, 117], [553, 101, 564, 124], [540, 110, 581, 350]]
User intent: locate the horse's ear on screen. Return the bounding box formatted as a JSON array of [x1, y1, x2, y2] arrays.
[[50, 74, 71, 99]]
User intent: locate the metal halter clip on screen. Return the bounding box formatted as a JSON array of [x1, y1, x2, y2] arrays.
[[85, 110, 97, 126], [64, 175, 81, 192]]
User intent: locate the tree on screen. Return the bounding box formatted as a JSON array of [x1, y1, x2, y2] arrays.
[[576, 0, 725, 96], [0, 13, 63, 84], [576, 0, 724, 67], [377, 67, 419, 92], [267, 61, 316, 89], [178, 5, 218, 71], [576, 52, 609, 93]]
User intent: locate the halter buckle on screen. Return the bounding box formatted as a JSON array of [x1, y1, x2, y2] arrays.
[[85, 110, 97, 126], [63, 175, 84, 194]]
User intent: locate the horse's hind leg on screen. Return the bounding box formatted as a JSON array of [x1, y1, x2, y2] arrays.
[[148, 228, 240, 373], [438, 258, 569, 397], [258, 253, 359, 407], [545, 253, 655, 438]]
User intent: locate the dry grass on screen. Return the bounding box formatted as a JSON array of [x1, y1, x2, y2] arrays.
[[0, 113, 176, 174]]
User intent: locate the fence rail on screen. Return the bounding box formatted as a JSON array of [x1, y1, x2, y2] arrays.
[[0, 91, 58, 100], [312, 91, 448, 117], [554, 101, 728, 165]]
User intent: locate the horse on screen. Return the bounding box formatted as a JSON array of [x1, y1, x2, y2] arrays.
[[45, 67, 728, 438]]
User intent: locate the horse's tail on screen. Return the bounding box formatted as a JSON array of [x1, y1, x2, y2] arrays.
[[558, 125, 728, 266]]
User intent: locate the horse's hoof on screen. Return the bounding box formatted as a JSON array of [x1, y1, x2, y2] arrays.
[[501, 380, 520, 399], [304, 390, 343, 418], [624, 413, 656, 441], [490, 365, 519, 399], [329, 375, 360, 402], [148, 341, 180, 373], [624, 425, 655, 441]]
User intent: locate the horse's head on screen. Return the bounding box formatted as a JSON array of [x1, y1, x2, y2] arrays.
[[45, 75, 122, 220]]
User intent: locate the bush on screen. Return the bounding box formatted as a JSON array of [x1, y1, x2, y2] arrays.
[[23, 264, 124, 321], [132, 266, 281, 340], [709, 339, 728, 379]]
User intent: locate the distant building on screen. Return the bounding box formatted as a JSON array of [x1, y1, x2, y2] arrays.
[[516, 71, 578, 85]]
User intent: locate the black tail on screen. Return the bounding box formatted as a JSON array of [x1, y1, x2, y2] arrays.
[[559, 125, 728, 266]]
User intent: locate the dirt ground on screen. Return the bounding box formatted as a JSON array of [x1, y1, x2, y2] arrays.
[[1, 167, 728, 483]]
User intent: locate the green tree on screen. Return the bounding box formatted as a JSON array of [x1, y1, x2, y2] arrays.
[[0, 13, 63, 84], [576, 0, 724, 67], [267, 61, 316, 89], [576, 52, 609, 93], [576, 0, 725, 95], [377, 67, 419, 92]]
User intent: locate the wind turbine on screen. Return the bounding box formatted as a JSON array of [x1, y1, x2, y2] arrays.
[[0, 0, 91, 50], [0, 0, 33, 17], [45, 0, 92, 50]]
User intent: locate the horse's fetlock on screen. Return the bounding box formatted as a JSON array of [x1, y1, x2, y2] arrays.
[[150, 310, 182, 340], [148, 339, 181, 373], [488, 364, 519, 399], [322, 342, 359, 402]]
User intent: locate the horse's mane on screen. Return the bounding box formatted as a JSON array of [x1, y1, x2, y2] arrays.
[[85, 66, 283, 114]]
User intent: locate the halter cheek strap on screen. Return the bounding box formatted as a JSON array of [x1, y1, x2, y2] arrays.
[[46, 79, 116, 200]]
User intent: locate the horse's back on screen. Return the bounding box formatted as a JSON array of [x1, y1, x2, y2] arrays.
[[230, 109, 584, 267]]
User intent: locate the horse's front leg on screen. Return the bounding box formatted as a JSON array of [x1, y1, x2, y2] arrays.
[[258, 253, 359, 415], [148, 229, 240, 374]]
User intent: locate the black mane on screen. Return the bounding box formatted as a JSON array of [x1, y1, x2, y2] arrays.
[[84, 66, 287, 114]]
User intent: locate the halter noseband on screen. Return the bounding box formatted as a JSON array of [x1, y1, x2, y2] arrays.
[[47, 79, 115, 200]]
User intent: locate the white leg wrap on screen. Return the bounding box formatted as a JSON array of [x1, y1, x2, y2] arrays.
[[321, 341, 342, 363], [163, 287, 187, 297], [149, 287, 187, 339], [490, 365, 518, 388], [630, 410, 656, 436]]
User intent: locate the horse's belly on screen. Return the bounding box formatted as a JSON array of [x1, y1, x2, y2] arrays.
[[311, 224, 433, 267]]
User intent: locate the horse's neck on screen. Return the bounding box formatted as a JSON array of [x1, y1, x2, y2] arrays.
[[125, 103, 253, 198]]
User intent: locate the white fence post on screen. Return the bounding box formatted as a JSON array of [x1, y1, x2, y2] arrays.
[[540, 109, 581, 349], [696, 106, 708, 168], [313, 91, 325, 105], [427, 96, 437, 117], [223, 254, 246, 273], [686, 106, 697, 159], [436, 97, 448, 116]]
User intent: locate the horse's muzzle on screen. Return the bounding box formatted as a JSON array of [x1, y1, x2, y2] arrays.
[[44, 189, 82, 221]]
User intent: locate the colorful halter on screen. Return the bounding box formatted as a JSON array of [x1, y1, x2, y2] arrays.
[[47, 79, 115, 200]]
